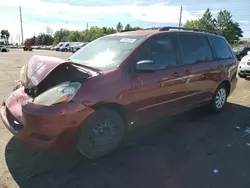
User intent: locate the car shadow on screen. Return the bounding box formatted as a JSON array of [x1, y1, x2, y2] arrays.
[[5, 103, 250, 188]]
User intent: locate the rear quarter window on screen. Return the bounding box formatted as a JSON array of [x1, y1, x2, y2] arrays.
[[210, 36, 233, 59]]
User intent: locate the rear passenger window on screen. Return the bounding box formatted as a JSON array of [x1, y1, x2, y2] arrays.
[[210, 36, 233, 59], [179, 35, 213, 65]]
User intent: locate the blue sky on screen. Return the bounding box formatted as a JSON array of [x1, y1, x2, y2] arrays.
[[1, 0, 249, 43]]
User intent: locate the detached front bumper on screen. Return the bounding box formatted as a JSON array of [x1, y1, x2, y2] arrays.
[[0, 87, 95, 150]]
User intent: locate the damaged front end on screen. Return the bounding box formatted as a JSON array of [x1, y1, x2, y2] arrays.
[[1, 55, 98, 149], [16, 55, 98, 98]]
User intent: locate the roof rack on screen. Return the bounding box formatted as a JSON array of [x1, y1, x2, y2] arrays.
[[121, 27, 160, 32], [159, 26, 220, 35]]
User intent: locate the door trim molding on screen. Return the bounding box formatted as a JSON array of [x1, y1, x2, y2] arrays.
[[136, 91, 208, 112]]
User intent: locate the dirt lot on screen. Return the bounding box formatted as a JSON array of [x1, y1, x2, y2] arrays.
[[0, 49, 250, 188]]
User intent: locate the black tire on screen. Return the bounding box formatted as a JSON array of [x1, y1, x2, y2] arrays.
[[1, 49, 7, 52], [210, 83, 228, 113], [238, 73, 246, 78], [76, 108, 125, 159]]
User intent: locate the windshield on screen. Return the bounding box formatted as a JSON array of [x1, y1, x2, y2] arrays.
[[68, 35, 146, 70]]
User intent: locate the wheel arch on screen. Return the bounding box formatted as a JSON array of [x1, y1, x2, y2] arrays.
[[214, 80, 231, 95], [91, 102, 129, 130]]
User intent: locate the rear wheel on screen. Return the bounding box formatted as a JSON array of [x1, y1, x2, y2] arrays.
[[210, 84, 228, 112], [1, 49, 7, 52], [76, 108, 125, 159]]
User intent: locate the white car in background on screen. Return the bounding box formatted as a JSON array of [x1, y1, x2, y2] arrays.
[[238, 51, 250, 78], [0, 45, 9, 52]]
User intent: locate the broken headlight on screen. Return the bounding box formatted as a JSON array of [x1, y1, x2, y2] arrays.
[[33, 82, 81, 105]]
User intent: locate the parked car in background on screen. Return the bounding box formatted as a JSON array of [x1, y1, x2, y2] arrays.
[[32, 46, 40, 50], [59, 42, 80, 52], [70, 42, 88, 53], [58, 42, 72, 51], [0, 27, 238, 160], [53, 42, 64, 51], [23, 44, 32, 51], [233, 46, 250, 61], [237, 51, 250, 78], [0, 45, 9, 52], [64, 42, 79, 52]]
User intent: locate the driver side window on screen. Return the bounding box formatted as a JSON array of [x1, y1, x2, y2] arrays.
[[134, 35, 178, 70]]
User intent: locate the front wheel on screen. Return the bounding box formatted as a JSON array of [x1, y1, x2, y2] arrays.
[[210, 84, 228, 112], [76, 108, 125, 159]]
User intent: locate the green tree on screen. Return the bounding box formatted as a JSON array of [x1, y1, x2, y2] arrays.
[[83, 26, 105, 42], [53, 29, 70, 45], [199, 9, 216, 30], [184, 20, 200, 28], [68, 31, 83, 42], [0, 30, 10, 44], [25, 36, 36, 45], [131, 26, 141, 31], [116, 22, 123, 32], [184, 9, 216, 30], [216, 10, 243, 44], [35, 33, 54, 45], [184, 8, 243, 44], [102, 27, 116, 35], [124, 24, 132, 31]]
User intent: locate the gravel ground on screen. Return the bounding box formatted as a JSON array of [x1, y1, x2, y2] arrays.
[[0, 49, 250, 188]]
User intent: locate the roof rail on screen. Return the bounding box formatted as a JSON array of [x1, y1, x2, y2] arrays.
[[159, 26, 220, 35]]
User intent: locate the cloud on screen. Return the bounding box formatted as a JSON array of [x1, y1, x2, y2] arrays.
[[239, 20, 249, 25], [1, 0, 199, 41], [130, 3, 197, 23]]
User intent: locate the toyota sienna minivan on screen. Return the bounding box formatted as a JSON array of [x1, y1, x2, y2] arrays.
[[1, 27, 238, 159]]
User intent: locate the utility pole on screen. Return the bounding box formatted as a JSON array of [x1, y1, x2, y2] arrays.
[[179, 5, 183, 28], [65, 21, 68, 30], [86, 23, 89, 30], [19, 6, 24, 45], [17, 35, 20, 45]]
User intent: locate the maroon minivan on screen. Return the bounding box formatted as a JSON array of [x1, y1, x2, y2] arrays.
[[1, 27, 238, 159]]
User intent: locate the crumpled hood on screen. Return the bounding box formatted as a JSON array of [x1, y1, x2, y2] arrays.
[[20, 55, 67, 89]]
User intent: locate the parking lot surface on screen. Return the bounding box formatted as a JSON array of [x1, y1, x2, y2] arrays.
[[0, 49, 250, 188]]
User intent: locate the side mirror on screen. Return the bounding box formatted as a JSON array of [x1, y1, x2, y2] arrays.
[[247, 51, 250, 55], [136, 60, 155, 72]]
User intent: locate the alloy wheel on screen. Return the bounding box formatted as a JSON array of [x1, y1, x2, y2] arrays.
[[215, 88, 227, 109]]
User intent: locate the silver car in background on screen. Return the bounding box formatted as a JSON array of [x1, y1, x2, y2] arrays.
[[70, 42, 88, 53], [0, 45, 9, 52], [238, 51, 250, 78]]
